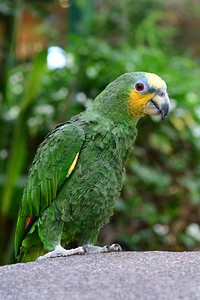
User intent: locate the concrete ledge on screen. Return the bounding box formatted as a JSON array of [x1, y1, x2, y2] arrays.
[[1, 251, 200, 300]]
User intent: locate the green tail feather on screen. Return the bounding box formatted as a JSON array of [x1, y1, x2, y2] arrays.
[[17, 229, 47, 262], [14, 215, 26, 259]]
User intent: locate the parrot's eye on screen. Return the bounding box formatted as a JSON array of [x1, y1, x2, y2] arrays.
[[135, 82, 145, 92]]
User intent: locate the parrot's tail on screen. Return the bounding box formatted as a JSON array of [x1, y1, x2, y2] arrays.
[[14, 215, 47, 263], [17, 229, 47, 262]]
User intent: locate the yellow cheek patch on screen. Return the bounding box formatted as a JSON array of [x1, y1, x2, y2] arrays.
[[145, 73, 166, 89], [67, 152, 80, 178], [128, 90, 154, 118]]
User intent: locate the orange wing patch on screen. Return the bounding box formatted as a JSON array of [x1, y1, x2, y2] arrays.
[[26, 216, 32, 228]]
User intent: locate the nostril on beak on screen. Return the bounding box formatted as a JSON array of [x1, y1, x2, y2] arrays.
[[160, 92, 165, 97]]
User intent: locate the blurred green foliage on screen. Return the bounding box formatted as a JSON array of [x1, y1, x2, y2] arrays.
[[1, 0, 200, 265]]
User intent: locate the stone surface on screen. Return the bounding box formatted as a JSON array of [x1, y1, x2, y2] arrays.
[[1, 251, 200, 300]]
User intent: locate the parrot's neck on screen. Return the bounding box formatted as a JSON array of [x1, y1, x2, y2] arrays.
[[86, 91, 139, 128]]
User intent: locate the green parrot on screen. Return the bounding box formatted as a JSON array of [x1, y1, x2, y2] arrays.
[[14, 72, 170, 262]]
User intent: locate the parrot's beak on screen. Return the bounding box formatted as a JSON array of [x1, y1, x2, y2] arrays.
[[143, 92, 170, 120]]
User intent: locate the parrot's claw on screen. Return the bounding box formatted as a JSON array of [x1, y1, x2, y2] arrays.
[[36, 245, 84, 261], [36, 243, 122, 261], [107, 243, 122, 252], [83, 243, 122, 254]]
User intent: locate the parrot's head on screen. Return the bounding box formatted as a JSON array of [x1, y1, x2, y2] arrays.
[[90, 72, 170, 124], [127, 72, 170, 120]]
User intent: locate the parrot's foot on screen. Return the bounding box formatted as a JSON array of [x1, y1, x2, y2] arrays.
[[83, 243, 122, 254], [36, 244, 84, 261]]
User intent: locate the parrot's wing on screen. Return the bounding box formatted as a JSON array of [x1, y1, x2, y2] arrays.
[[22, 123, 85, 216], [14, 123, 85, 256]]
